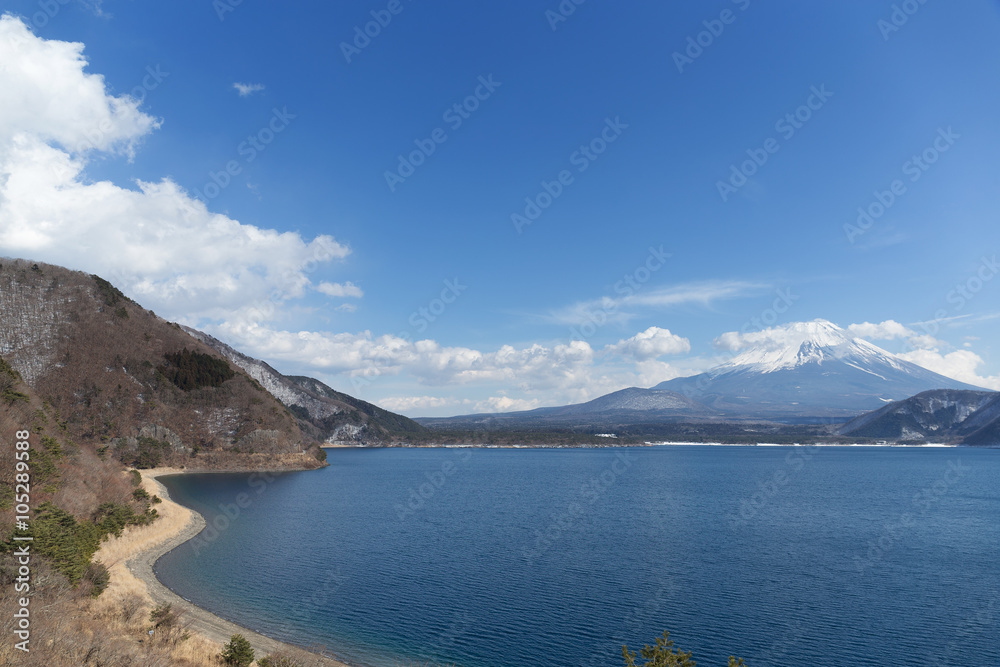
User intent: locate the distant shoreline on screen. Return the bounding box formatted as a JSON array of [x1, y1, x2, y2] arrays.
[[322, 441, 977, 449]]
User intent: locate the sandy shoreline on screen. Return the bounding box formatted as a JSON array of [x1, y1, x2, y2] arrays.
[[94, 467, 353, 667]]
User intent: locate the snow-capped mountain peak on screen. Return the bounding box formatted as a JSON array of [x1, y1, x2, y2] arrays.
[[647, 318, 984, 418], [713, 319, 903, 375]]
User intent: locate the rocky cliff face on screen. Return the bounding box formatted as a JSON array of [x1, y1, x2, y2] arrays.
[[184, 327, 425, 445], [0, 259, 320, 463], [838, 389, 1000, 444]]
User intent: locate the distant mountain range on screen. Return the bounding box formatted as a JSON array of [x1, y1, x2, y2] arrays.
[[420, 320, 986, 428], [5, 260, 989, 447]]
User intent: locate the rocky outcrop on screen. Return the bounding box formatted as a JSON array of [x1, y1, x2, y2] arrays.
[[838, 389, 1000, 445]]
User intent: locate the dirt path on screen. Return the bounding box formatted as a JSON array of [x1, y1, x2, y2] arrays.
[[95, 468, 353, 666]]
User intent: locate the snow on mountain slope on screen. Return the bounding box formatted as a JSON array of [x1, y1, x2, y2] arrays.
[[654, 319, 986, 419], [711, 320, 905, 375], [839, 389, 1000, 444]]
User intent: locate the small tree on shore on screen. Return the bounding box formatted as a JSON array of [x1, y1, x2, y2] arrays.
[[622, 631, 746, 667], [220, 633, 255, 666]]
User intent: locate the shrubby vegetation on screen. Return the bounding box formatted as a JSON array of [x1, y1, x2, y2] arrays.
[[158, 348, 236, 391], [84, 561, 110, 597], [220, 633, 255, 666], [0, 357, 29, 405], [23, 499, 155, 585], [30, 435, 63, 486], [91, 273, 127, 306], [115, 435, 172, 468], [622, 631, 746, 667]]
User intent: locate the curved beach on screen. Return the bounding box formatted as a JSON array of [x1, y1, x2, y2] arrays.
[[94, 468, 352, 667]]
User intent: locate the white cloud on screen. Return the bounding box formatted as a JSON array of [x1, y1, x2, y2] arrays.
[[317, 281, 363, 298], [0, 16, 349, 325], [847, 320, 913, 340], [473, 395, 540, 413], [604, 326, 690, 360], [547, 280, 766, 326], [713, 319, 843, 353], [79, 1, 108, 17], [897, 349, 1000, 390], [335, 303, 358, 313], [212, 321, 605, 393], [633, 359, 689, 386], [377, 393, 541, 415], [847, 320, 945, 350], [0, 15, 158, 157], [232, 82, 265, 97], [377, 395, 455, 413], [906, 334, 944, 350]]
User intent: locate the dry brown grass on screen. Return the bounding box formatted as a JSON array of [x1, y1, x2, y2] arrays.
[[92, 468, 191, 574], [90, 468, 225, 666]]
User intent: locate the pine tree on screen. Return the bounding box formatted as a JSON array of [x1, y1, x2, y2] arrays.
[[220, 634, 255, 666]]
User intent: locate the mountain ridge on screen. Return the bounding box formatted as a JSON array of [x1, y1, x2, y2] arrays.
[[838, 389, 1000, 444], [183, 327, 425, 445]]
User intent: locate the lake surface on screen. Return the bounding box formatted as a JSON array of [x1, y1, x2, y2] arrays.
[[156, 446, 1000, 667]]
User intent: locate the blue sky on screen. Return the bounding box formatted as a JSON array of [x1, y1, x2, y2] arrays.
[[1, 1, 999, 415]]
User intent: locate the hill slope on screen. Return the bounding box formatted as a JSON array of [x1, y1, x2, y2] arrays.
[[838, 389, 1000, 445], [0, 258, 322, 466], [184, 328, 425, 445]]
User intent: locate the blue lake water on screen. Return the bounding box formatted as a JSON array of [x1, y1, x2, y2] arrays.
[[156, 446, 1000, 667]]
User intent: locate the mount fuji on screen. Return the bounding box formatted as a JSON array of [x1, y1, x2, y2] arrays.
[[654, 319, 985, 419], [419, 320, 986, 428]]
